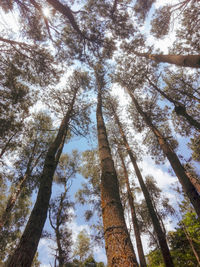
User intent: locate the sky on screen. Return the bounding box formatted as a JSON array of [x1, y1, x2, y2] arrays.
[[1, 0, 198, 266]]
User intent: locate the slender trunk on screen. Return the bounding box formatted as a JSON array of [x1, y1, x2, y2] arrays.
[[7, 89, 78, 267], [147, 77, 200, 130], [112, 109, 174, 267], [0, 148, 43, 229], [174, 105, 200, 130], [0, 174, 27, 228], [182, 224, 200, 265], [56, 187, 67, 267], [95, 70, 138, 267], [0, 132, 17, 159], [118, 149, 147, 267], [126, 88, 200, 219], [135, 52, 200, 68]]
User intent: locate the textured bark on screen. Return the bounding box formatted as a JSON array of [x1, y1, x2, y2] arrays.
[[112, 109, 173, 267], [135, 52, 200, 68], [187, 173, 200, 194], [7, 89, 78, 267], [95, 70, 138, 267], [118, 150, 147, 267], [126, 88, 200, 219], [147, 77, 200, 130]]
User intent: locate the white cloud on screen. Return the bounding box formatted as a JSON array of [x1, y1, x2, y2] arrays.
[[139, 156, 177, 190], [38, 238, 56, 266]]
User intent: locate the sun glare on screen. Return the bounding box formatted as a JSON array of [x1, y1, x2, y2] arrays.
[[43, 7, 50, 17]]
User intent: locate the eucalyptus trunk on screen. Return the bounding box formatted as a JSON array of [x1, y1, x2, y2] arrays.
[[126, 88, 200, 219], [7, 88, 78, 267], [135, 52, 200, 68], [95, 69, 138, 267], [112, 109, 174, 267], [118, 149, 147, 267]]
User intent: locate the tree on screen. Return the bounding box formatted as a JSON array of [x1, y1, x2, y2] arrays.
[[0, 112, 54, 229], [73, 230, 92, 262], [119, 83, 200, 218], [95, 64, 138, 266], [117, 148, 147, 267], [7, 71, 90, 267], [48, 151, 79, 267], [104, 96, 173, 266]]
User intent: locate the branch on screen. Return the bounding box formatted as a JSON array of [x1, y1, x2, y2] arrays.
[[29, 0, 53, 40], [45, 0, 91, 41]]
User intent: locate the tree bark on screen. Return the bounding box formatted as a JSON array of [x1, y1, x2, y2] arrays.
[[135, 52, 200, 68], [7, 88, 78, 267], [112, 108, 174, 267], [118, 149, 147, 267], [95, 68, 138, 267], [126, 88, 200, 219]]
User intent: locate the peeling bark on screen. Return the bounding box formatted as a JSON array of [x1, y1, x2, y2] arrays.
[[95, 68, 138, 267]]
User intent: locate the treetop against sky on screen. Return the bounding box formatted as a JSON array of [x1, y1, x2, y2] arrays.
[[0, 0, 200, 266]]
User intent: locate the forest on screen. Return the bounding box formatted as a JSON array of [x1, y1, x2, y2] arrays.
[[0, 0, 200, 266]]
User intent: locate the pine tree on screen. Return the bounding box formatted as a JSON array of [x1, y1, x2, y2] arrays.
[[104, 96, 174, 267], [7, 71, 90, 267], [95, 64, 138, 267]]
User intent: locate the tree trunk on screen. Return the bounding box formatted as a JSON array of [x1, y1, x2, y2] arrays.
[[0, 132, 17, 159], [56, 189, 67, 267], [118, 149, 147, 267], [135, 52, 200, 68], [112, 109, 174, 267], [0, 146, 43, 229], [147, 77, 200, 130], [126, 88, 200, 219], [182, 224, 200, 265], [95, 69, 138, 267], [7, 89, 78, 267]]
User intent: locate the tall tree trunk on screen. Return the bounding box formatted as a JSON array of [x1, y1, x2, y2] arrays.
[[112, 109, 174, 267], [135, 52, 200, 68], [126, 88, 200, 219], [118, 149, 147, 267], [146, 77, 200, 130], [95, 69, 138, 267], [7, 88, 78, 267]]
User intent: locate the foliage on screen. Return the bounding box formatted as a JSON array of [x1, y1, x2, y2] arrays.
[[73, 230, 92, 262]]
